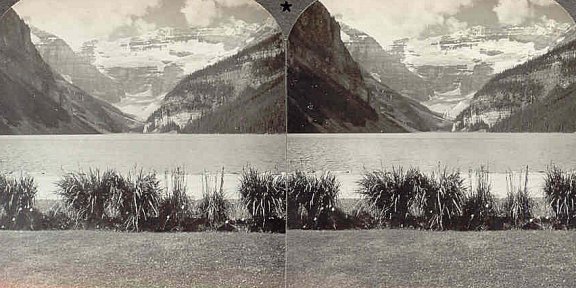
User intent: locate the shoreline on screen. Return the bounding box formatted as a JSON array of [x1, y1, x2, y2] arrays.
[[333, 171, 547, 199], [24, 170, 552, 200], [30, 172, 249, 200]]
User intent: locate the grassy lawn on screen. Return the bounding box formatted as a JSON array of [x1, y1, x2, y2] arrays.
[[287, 230, 576, 288], [0, 231, 285, 288]]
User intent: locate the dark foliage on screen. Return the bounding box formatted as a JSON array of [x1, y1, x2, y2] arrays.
[[287, 171, 341, 229], [544, 166, 576, 228], [238, 167, 285, 232]]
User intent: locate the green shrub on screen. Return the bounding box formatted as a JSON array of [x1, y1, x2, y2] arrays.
[[414, 168, 466, 230], [287, 171, 340, 229], [197, 169, 230, 229], [462, 168, 498, 230], [357, 168, 421, 227], [503, 168, 535, 228], [239, 167, 285, 231], [0, 174, 39, 230], [544, 166, 576, 227]]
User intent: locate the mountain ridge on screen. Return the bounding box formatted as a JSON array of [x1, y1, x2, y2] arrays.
[[288, 2, 449, 133], [145, 28, 285, 134], [0, 9, 138, 134], [455, 37, 576, 132]]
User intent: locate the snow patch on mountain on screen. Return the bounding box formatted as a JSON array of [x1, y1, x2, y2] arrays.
[[404, 38, 543, 74], [386, 22, 572, 119], [424, 87, 474, 120], [114, 87, 165, 121], [76, 18, 269, 119]]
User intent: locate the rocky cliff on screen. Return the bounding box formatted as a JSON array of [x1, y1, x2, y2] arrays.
[[31, 27, 125, 103], [144, 28, 285, 134], [287, 2, 449, 133], [455, 38, 576, 132], [341, 24, 433, 102], [0, 9, 136, 134]]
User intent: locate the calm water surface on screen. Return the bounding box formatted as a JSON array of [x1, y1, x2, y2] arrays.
[[288, 133, 576, 198], [288, 133, 576, 173], [0, 134, 286, 199]]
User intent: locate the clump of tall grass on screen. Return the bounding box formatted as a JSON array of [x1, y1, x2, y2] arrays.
[[503, 167, 535, 228], [239, 167, 285, 231], [462, 167, 497, 230], [357, 168, 421, 227], [414, 168, 466, 230], [57, 169, 119, 228], [57, 169, 161, 231], [0, 173, 39, 230], [287, 171, 340, 229], [108, 169, 161, 232], [544, 166, 576, 228], [159, 167, 194, 231], [197, 168, 230, 229]]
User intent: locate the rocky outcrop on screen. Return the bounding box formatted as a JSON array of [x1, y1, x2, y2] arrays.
[[0, 9, 137, 134], [455, 38, 576, 132], [341, 24, 433, 102], [145, 28, 285, 134], [31, 27, 125, 103], [287, 2, 449, 133]]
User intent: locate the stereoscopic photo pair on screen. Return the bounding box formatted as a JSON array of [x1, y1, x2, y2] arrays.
[[0, 0, 575, 287]]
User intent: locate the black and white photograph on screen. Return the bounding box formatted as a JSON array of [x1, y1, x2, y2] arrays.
[[0, 0, 286, 287], [286, 1, 576, 287], [2, 0, 576, 287], [288, 0, 576, 133]]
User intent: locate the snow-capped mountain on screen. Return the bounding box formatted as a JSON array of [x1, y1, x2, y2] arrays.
[[375, 21, 572, 119], [29, 27, 126, 104], [340, 24, 434, 102], [144, 21, 285, 134], [0, 9, 137, 134], [32, 17, 275, 120], [454, 37, 576, 132]]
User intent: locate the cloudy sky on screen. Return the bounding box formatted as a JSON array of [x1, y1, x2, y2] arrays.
[[13, 0, 270, 50], [322, 0, 574, 46]]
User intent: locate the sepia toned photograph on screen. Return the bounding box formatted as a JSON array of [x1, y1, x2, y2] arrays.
[[0, 0, 286, 287]]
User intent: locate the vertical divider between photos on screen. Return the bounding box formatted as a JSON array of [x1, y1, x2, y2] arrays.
[[253, 0, 319, 281]]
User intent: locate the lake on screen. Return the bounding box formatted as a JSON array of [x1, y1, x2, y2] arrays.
[[288, 133, 576, 198], [0, 134, 286, 199]]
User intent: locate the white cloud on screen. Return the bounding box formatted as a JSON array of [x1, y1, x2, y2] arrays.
[[322, 0, 473, 47], [529, 0, 556, 6], [494, 0, 530, 25], [214, 0, 259, 8], [494, 0, 558, 26], [14, 0, 161, 50], [445, 17, 468, 33], [181, 0, 218, 27], [181, 0, 259, 27]]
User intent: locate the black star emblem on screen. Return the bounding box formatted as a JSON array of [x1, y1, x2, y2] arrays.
[[281, 1, 292, 12]]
